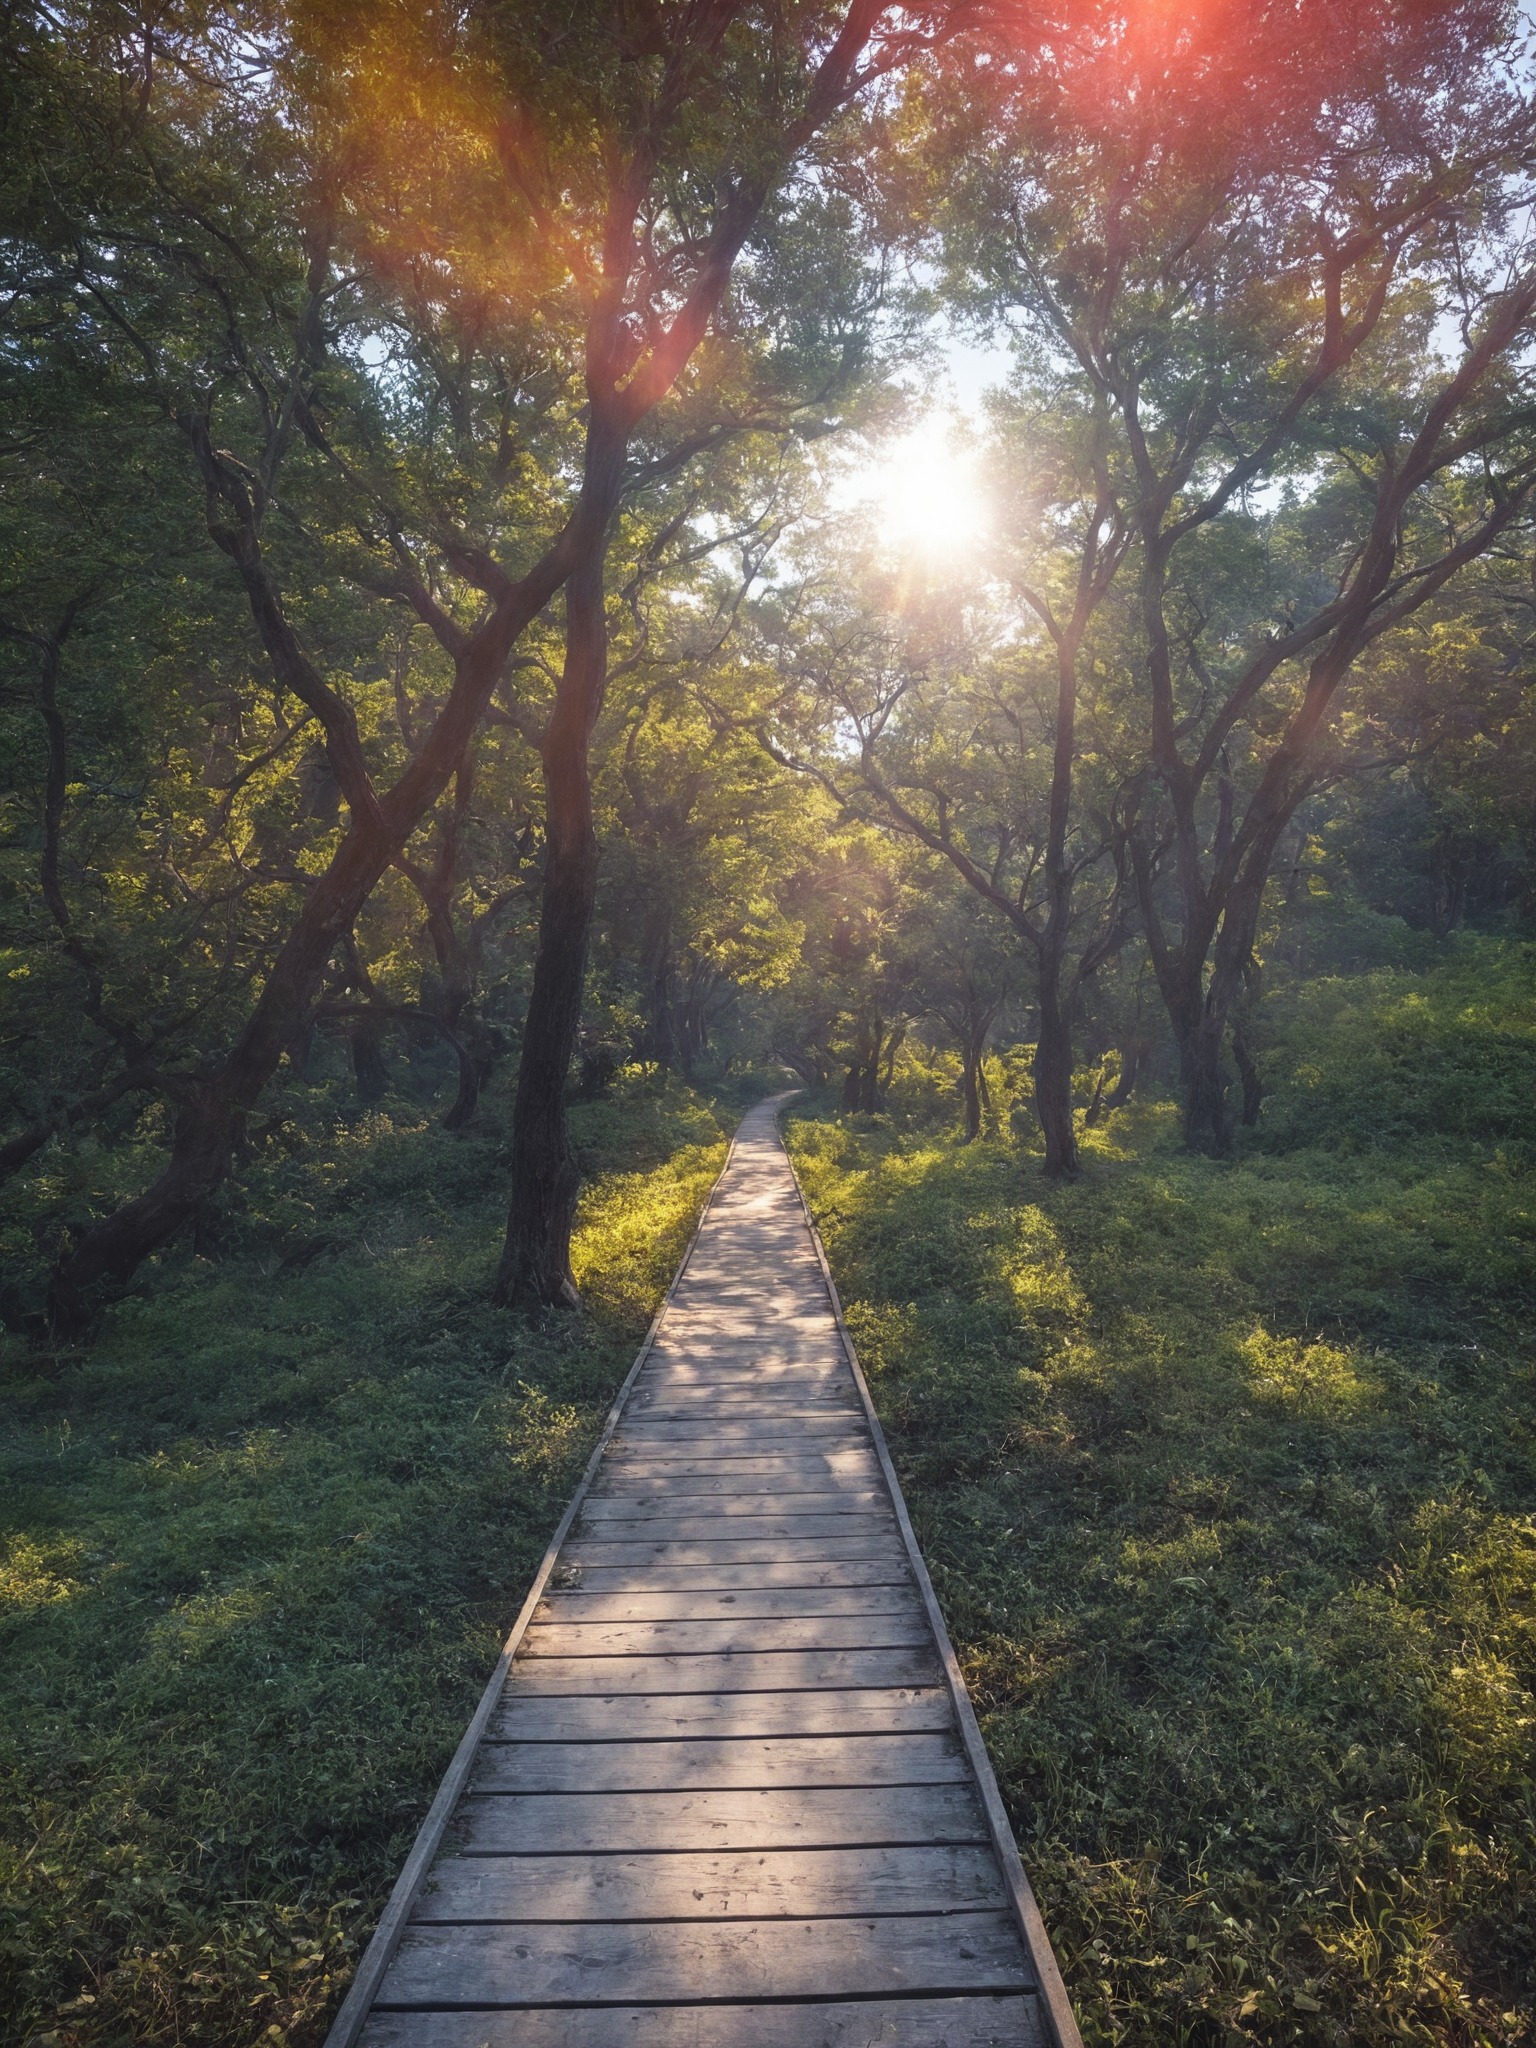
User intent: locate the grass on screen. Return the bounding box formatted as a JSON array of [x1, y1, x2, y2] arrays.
[[784, 946, 1535, 2047], [0, 1072, 751, 2048]]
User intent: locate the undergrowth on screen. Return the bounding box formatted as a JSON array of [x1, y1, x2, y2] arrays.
[[786, 947, 1535, 2048], [0, 1072, 747, 2048]]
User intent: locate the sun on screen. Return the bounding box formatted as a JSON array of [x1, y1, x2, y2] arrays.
[[852, 413, 990, 562]]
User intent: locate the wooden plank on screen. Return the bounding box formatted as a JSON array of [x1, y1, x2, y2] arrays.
[[599, 1450, 879, 1474], [581, 1491, 887, 1522], [519, 1614, 931, 1657], [640, 1340, 840, 1355], [500, 1646, 940, 1694], [412, 1844, 1007, 1922], [360, 1994, 1046, 2047], [490, 1685, 954, 1745], [374, 1911, 1033, 2007], [573, 1513, 898, 1544], [590, 1459, 881, 1493], [630, 1389, 859, 1410], [640, 1355, 848, 1375], [613, 1417, 867, 1441], [550, 1558, 914, 1593], [472, 1731, 970, 1792], [560, 1536, 908, 1568], [456, 1781, 985, 1854], [602, 1447, 878, 1467], [534, 1584, 915, 1622]]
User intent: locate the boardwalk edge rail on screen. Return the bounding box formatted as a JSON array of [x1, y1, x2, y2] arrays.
[[321, 1115, 749, 2048], [776, 1099, 1086, 2048]]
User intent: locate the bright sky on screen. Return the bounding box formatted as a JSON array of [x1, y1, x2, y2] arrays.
[[831, 326, 1013, 563]]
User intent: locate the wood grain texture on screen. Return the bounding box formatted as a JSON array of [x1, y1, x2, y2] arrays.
[[471, 1732, 970, 1793], [549, 1559, 915, 1594], [534, 1584, 915, 1622], [359, 1994, 1046, 2047], [375, 1911, 1033, 2007], [488, 1686, 957, 1743], [571, 1514, 900, 1545], [412, 1844, 1007, 1922], [499, 1647, 941, 1695], [579, 1492, 888, 1522], [560, 1536, 910, 1568], [454, 1782, 986, 1855], [521, 1615, 931, 1657], [596, 1453, 882, 1486]]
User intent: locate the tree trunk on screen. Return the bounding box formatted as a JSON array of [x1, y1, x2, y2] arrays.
[[1034, 986, 1080, 1178], [349, 1018, 391, 1103], [494, 526, 611, 1309], [960, 1043, 983, 1143], [1106, 1042, 1143, 1114], [1231, 1020, 1264, 1127], [1179, 1011, 1234, 1157]]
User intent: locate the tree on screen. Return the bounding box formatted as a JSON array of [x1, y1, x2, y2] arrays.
[[924, 0, 1536, 1151], [1, 0, 970, 1326]]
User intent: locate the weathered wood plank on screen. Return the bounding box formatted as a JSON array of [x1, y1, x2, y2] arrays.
[[591, 1459, 881, 1493], [581, 1492, 887, 1522], [642, 1355, 848, 1374], [613, 1417, 868, 1441], [603, 1443, 877, 1463], [630, 1389, 859, 1411], [360, 1994, 1046, 2047], [412, 1844, 1007, 1923], [574, 1513, 898, 1544], [640, 1356, 848, 1376], [535, 1584, 914, 1622], [500, 1646, 940, 1695], [551, 1558, 913, 1594], [472, 1731, 969, 1792], [560, 1535, 908, 1568], [455, 1781, 985, 1854], [375, 1911, 1033, 2008], [519, 1614, 931, 1658], [490, 1686, 954, 1744]]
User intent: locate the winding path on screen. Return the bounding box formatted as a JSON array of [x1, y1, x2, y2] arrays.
[[327, 1096, 1080, 2048]]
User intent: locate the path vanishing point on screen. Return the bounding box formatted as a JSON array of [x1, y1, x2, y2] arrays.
[[326, 1095, 1082, 2048]]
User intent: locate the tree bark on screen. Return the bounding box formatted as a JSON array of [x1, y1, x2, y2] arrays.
[[494, 492, 615, 1308], [960, 1043, 983, 1143], [1034, 980, 1079, 1178], [349, 1017, 391, 1103]]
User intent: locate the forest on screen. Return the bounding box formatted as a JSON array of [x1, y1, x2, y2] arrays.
[[1, 1, 1533, 2042]]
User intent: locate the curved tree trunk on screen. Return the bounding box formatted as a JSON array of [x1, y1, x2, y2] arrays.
[[494, 521, 612, 1309]]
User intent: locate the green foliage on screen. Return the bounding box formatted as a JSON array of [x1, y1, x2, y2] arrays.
[[785, 954, 1535, 2047], [0, 1079, 734, 2048], [1253, 938, 1536, 1153]]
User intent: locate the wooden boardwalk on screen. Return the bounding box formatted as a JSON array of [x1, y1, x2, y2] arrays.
[[327, 1097, 1081, 2048]]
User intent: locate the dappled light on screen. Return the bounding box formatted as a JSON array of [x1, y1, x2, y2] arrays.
[[2, 0, 1534, 2042]]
